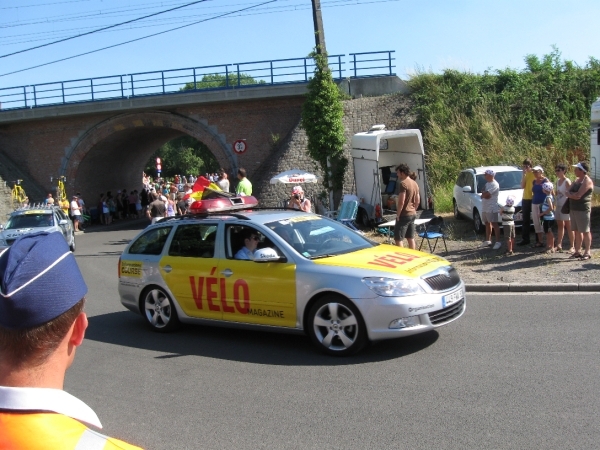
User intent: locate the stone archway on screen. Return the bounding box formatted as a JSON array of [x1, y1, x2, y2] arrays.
[[63, 111, 235, 201]]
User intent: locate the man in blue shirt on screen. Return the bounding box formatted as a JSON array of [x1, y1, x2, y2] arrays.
[[234, 229, 259, 260]]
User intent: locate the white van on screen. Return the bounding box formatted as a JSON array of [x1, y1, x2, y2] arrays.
[[351, 126, 432, 225]]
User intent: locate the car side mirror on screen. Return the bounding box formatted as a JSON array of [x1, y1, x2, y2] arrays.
[[59, 219, 68, 225], [462, 186, 472, 193], [253, 248, 287, 263]]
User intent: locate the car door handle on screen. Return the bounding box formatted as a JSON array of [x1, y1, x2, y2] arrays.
[[162, 265, 172, 273], [220, 269, 233, 277]]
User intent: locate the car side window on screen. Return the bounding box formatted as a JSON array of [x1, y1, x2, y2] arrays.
[[457, 173, 466, 188], [225, 224, 265, 259], [168, 224, 216, 258], [129, 226, 172, 255]]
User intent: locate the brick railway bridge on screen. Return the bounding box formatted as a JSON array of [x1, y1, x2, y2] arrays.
[[0, 76, 412, 210]]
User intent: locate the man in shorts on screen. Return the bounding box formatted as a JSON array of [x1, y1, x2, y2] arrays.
[[481, 169, 502, 249], [394, 164, 420, 249]]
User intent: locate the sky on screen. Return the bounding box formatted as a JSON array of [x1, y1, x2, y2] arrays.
[[0, 0, 598, 90]]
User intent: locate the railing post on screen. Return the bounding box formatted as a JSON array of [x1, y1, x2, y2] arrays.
[[236, 64, 240, 87], [270, 61, 274, 84], [353, 54, 357, 78], [225, 66, 229, 88], [304, 58, 308, 81], [23, 86, 27, 108], [337, 55, 342, 79], [388, 51, 392, 75], [90, 79, 94, 101], [130, 74, 134, 97], [193, 68, 197, 90], [162, 71, 165, 94], [33, 85, 37, 107], [61, 82, 65, 104], [120, 75, 124, 98]]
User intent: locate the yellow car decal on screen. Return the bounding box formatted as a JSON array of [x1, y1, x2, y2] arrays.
[[313, 244, 449, 278], [160, 256, 296, 327], [120, 260, 143, 278]]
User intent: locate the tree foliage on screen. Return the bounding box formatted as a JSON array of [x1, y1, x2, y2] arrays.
[[182, 73, 265, 91], [145, 136, 220, 178], [301, 50, 346, 200], [407, 48, 600, 211]]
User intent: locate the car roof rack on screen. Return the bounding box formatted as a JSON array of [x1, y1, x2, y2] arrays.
[[11, 204, 57, 213], [153, 207, 310, 224]]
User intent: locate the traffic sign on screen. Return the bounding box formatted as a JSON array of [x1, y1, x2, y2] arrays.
[[233, 140, 247, 154]]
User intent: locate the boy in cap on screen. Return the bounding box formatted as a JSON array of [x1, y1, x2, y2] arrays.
[[500, 196, 516, 255], [540, 181, 556, 253], [0, 232, 143, 449]]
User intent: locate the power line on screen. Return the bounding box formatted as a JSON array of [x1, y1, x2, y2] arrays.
[[0, 0, 208, 59], [0, 0, 93, 10], [0, 0, 278, 78]]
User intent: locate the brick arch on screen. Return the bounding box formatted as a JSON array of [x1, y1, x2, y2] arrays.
[[63, 111, 235, 200]]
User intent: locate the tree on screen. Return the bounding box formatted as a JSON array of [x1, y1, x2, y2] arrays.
[[146, 136, 220, 179], [181, 73, 265, 91], [301, 50, 346, 209]]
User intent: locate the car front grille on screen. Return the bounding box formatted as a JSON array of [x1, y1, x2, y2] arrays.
[[428, 298, 465, 325], [423, 267, 461, 292]]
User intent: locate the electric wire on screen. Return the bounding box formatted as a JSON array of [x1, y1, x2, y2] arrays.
[[0, 0, 208, 59], [0, 0, 277, 78]]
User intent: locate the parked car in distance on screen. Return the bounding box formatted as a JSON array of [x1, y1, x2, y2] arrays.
[[453, 166, 524, 232], [0, 206, 76, 251]]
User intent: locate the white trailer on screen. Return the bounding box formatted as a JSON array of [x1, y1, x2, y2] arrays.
[[351, 126, 432, 225], [591, 97, 600, 189]]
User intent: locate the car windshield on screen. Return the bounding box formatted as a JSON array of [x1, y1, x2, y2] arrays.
[[5, 213, 54, 229], [265, 215, 374, 259], [476, 171, 522, 192]]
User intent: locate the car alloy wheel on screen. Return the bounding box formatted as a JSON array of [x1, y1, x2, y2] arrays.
[[141, 287, 180, 332], [308, 295, 367, 356]]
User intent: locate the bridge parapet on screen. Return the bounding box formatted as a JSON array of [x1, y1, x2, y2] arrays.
[[0, 51, 395, 112]]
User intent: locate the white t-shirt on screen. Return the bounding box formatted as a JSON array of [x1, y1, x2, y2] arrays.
[[70, 200, 81, 216], [482, 180, 500, 213]]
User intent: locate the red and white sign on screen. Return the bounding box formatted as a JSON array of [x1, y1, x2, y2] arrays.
[[233, 140, 247, 154]]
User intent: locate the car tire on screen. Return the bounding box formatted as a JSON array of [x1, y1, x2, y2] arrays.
[[473, 209, 484, 233], [69, 232, 76, 252], [141, 286, 180, 333], [453, 200, 463, 220], [307, 295, 367, 356]]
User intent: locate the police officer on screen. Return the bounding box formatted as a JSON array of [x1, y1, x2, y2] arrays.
[[0, 232, 143, 449]]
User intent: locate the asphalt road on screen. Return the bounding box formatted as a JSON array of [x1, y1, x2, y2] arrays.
[[67, 224, 600, 450]]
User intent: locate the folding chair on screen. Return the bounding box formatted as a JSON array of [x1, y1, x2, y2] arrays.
[[336, 200, 359, 231], [418, 216, 448, 253]]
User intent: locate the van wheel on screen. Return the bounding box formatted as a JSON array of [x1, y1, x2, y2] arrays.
[[357, 207, 370, 228], [473, 210, 483, 233], [307, 295, 367, 356]]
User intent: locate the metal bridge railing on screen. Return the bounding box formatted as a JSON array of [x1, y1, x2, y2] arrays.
[[0, 51, 395, 111]]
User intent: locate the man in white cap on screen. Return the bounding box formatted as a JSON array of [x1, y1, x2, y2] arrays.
[[481, 169, 502, 249], [287, 186, 312, 212], [0, 232, 143, 449]]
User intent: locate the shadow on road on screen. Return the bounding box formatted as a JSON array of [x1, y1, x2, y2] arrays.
[[86, 311, 439, 366]]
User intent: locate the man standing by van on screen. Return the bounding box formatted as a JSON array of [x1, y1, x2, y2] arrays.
[[394, 164, 420, 249]]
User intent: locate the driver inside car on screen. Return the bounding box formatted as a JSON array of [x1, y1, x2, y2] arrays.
[[234, 229, 260, 260]]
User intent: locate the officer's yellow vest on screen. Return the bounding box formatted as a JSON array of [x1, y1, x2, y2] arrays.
[[0, 412, 143, 449]]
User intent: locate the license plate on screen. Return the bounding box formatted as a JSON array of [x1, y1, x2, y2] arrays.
[[443, 288, 463, 308], [514, 212, 523, 222]]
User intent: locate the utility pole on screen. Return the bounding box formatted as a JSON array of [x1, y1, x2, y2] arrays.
[[311, 0, 327, 54]]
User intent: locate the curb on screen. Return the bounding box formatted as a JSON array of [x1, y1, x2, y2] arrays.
[[466, 283, 600, 292]]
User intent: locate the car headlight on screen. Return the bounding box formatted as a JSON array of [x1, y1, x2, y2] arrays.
[[362, 277, 425, 297]]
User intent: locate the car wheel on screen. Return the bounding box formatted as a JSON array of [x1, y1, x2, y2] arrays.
[[453, 200, 462, 220], [307, 295, 367, 356], [69, 232, 76, 252], [141, 286, 180, 332], [473, 209, 483, 233]]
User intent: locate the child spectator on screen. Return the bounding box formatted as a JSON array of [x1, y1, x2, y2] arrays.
[[540, 181, 556, 253], [500, 196, 516, 255]]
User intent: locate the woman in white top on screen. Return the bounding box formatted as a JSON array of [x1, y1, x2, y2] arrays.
[[554, 163, 574, 253]]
